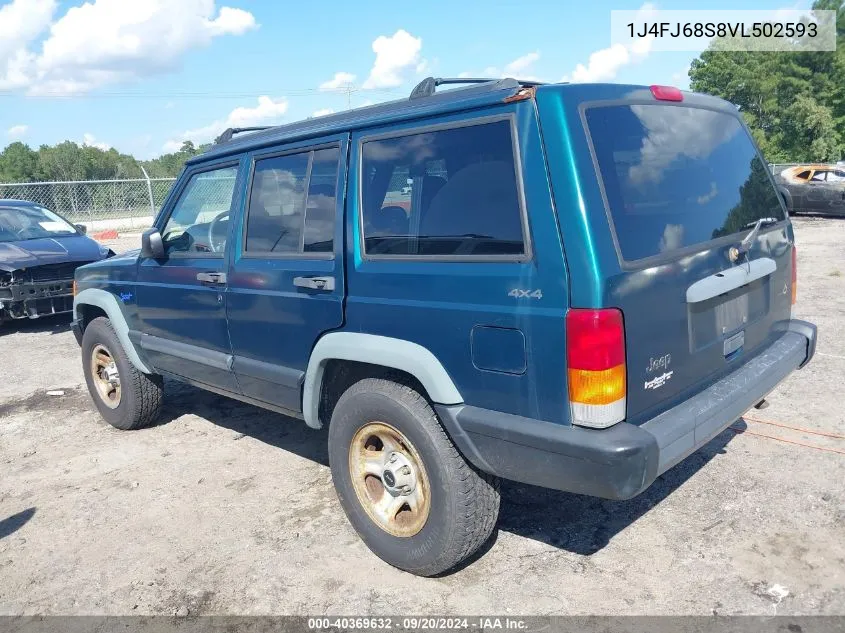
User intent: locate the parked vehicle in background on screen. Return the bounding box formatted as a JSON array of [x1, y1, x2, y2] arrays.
[[774, 165, 845, 216], [72, 78, 816, 576], [0, 200, 113, 322]]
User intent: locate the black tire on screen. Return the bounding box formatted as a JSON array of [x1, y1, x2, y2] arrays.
[[81, 316, 163, 430], [328, 378, 500, 576]]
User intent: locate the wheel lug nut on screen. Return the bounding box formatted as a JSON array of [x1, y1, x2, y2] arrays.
[[389, 454, 398, 463], [401, 466, 411, 475]]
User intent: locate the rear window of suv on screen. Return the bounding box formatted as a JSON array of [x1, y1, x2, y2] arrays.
[[586, 104, 785, 262]]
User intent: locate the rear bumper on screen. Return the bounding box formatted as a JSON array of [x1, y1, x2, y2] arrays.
[[436, 320, 816, 500]]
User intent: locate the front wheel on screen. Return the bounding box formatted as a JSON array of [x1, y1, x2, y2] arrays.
[[328, 378, 500, 576], [81, 317, 163, 430]]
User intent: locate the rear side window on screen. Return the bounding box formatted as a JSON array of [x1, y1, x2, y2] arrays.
[[586, 105, 785, 262], [360, 119, 526, 258], [245, 147, 339, 254]]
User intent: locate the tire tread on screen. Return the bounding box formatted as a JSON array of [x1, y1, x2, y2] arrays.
[[335, 377, 500, 576], [82, 317, 162, 430]]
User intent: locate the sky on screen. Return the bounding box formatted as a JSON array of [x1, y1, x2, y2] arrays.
[[0, 0, 813, 162]]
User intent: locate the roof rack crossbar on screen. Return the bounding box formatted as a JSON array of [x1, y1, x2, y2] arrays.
[[409, 76, 546, 100], [215, 126, 274, 145]]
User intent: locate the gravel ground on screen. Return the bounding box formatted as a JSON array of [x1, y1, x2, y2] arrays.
[[0, 217, 843, 616]]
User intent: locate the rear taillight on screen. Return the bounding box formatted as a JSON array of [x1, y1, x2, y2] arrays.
[[566, 308, 626, 429], [791, 246, 797, 305]]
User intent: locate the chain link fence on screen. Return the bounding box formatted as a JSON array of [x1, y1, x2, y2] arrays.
[[0, 177, 177, 231]]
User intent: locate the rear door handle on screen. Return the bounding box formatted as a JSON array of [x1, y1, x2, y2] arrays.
[[196, 271, 227, 285], [293, 276, 335, 291]]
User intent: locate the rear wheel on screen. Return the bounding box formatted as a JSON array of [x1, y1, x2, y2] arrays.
[[328, 378, 500, 576], [81, 317, 163, 430]]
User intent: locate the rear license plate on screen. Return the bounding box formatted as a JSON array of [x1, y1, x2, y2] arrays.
[[723, 330, 745, 357]]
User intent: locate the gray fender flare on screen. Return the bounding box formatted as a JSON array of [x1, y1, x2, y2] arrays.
[[73, 288, 151, 374], [302, 332, 463, 429]]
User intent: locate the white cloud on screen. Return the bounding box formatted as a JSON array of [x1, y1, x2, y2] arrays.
[[7, 124, 29, 139], [627, 104, 740, 186], [460, 52, 542, 81], [205, 6, 256, 36], [161, 139, 188, 154], [1, 0, 258, 95], [362, 29, 424, 89], [563, 2, 656, 83], [659, 224, 684, 252], [567, 43, 634, 83], [504, 52, 540, 75], [163, 95, 289, 151], [82, 132, 110, 151], [312, 108, 334, 117], [320, 71, 356, 91], [0, 0, 56, 90]]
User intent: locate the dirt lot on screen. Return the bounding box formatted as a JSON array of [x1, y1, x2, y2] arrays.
[[0, 218, 843, 616]]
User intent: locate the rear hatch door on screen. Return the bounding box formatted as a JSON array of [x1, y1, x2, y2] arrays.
[[539, 86, 794, 424]]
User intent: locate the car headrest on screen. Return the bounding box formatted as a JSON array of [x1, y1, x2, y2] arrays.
[[420, 161, 520, 238]]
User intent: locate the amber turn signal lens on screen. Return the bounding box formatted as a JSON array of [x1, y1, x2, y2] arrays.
[[568, 364, 626, 406]]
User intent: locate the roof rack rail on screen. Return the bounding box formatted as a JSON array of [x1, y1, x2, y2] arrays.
[[215, 126, 274, 145], [409, 76, 545, 100]]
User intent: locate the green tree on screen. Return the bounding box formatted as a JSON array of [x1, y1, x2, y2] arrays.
[[689, 0, 844, 163], [37, 142, 90, 181], [139, 142, 206, 178], [0, 142, 41, 182]]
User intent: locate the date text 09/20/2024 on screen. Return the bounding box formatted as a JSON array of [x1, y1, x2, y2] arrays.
[[307, 617, 527, 630]]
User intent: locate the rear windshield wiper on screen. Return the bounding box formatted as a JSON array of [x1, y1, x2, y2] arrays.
[[739, 217, 779, 254], [741, 217, 779, 230]]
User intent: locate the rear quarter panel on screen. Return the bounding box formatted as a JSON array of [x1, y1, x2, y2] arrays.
[[344, 102, 572, 424]]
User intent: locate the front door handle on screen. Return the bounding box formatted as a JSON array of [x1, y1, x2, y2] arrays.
[[196, 271, 227, 285], [293, 276, 335, 291]]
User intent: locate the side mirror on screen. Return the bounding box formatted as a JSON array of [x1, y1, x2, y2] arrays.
[[140, 227, 165, 259], [75, 223, 87, 234]]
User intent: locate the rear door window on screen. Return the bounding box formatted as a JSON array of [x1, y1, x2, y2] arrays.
[[360, 119, 527, 258], [586, 105, 785, 262]]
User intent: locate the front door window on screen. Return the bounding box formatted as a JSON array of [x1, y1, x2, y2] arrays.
[[161, 165, 239, 255]]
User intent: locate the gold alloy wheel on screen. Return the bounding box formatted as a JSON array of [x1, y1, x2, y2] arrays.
[[90, 343, 121, 409], [348, 422, 431, 537]]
